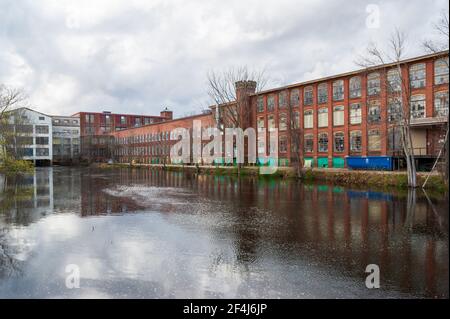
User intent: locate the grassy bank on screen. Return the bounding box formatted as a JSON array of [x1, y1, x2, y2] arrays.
[[97, 163, 448, 192]]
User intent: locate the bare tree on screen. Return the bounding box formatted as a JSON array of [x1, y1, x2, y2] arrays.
[[422, 9, 449, 187], [207, 66, 268, 172], [0, 86, 31, 161], [356, 29, 418, 187]]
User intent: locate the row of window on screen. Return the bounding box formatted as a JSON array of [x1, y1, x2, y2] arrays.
[[17, 147, 50, 157], [257, 91, 448, 130], [116, 131, 174, 145], [299, 130, 380, 153], [116, 144, 171, 156], [85, 114, 157, 127], [256, 58, 449, 112]]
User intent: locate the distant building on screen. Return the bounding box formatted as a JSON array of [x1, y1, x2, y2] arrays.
[[2, 107, 53, 166], [72, 110, 173, 162], [51, 115, 80, 164]]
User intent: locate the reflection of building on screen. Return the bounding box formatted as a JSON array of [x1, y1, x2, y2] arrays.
[[51, 116, 80, 165], [3, 107, 53, 166]]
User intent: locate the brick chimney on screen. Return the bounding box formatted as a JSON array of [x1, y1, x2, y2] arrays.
[[235, 80, 257, 129]]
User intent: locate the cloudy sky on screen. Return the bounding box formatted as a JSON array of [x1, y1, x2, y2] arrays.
[[0, 0, 448, 118]]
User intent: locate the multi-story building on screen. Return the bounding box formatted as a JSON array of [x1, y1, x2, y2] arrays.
[[73, 110, 173, 162], [113, 111, 215, 164], [1, 107, 53, 166], [109, 51, 449, 171], [51, 115, 80, 165], [251, 51, 448, 170]]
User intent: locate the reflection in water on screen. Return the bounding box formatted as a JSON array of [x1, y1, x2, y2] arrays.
[[0, 167, 448, 298]]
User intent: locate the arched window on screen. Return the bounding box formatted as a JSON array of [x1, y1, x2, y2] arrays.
[[279, 136, 288, 153], [279, 113, 287, 131], [291, 111, 300, 129], [367, 72, 381, 96], [334, 132, 345, 152], [318, 132, 328, 152], [410, 94, 426, 119], [409, 63, 426, 89], [318, 83, 328, 104], [304, 86, 313, 105], [318, 108, 328, 127], [333, 105, 344, 126], [350, 103, 362, 124], [387, 69, 401, 92], [304, 134, 314, 153], [434, 91, 449, 117], [435, 58, 449, 85], [268, 115, 275, 130], [368, 129, 381, 151], [350, 131, 362, 152], [267, 95, 275, 112], [304, 110, 313, 128], [290, 89, 300, 106], [368, 100, 381, 124], [279, 91, 287, 108], [333, 80, 344, 101], [257, 96, 264, 112], [349, 76, 361, 98]]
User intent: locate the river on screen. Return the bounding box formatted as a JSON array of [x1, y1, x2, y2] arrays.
[[0, 167, 448, 298]]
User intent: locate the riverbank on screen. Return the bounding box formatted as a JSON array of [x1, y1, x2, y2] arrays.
[[94, 163, 448, 192]]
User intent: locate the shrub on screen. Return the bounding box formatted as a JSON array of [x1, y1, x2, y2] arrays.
[[0, 156, 34, 176]]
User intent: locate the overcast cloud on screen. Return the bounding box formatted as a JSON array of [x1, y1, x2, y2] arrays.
[[0, 0, 448, 117]]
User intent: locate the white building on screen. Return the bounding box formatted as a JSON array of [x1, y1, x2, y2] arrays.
[[4, 107, 53, 165], [51, 115, 80, 164]]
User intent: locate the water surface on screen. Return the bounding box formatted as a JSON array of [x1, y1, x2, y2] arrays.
[[0, 167, 448, 298]]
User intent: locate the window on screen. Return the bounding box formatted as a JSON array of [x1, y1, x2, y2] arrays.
[[35, 125, 49, 134], [135, 118, 141, 127], [257, 117, 265, 130], [434, 58, 449, 85], [279, 91, 287, 108], [304, 86, 313, 105], [290, 89, 300, 106], [387, 69, 401, 92], [409, 63, 426, 89], [318, 108, 328, 127], [120, 116, 126, 125], [318, 133, 328, 152], [434, 91, 449, 117], [85, 114, 95, 124], [304, 110, 313, 129], [350, 131, 362, 152], [36, 148, 49, 156], [267, 95, 275, 112], [333, 105, 344, 126], [268, 115, 275, 130], [410, 94, 426, 119], [350, 103, 362, 124], [368, 129, 381, 151], [368, 100, 381, 124], [367, 72, 381, 96], [257, 96, 264, 112], [334, 132, 345, 152], [349, 76, 361, 98], [317, 83, 328, 104], [293, 111, 301, 129], [333, 80, 344, 101], [39, 116, 45, 121], [388, 127, 402, 152], [279, 113, 287, 131], [388, 98, 402, 122], [36, 137, 49, 145], [279, 136, 288, 153], [304, 134, 314, 153]]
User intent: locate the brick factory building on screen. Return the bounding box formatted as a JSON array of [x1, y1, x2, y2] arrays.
[[103, 51, 448, 171], [73, 109, 173, 162]]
